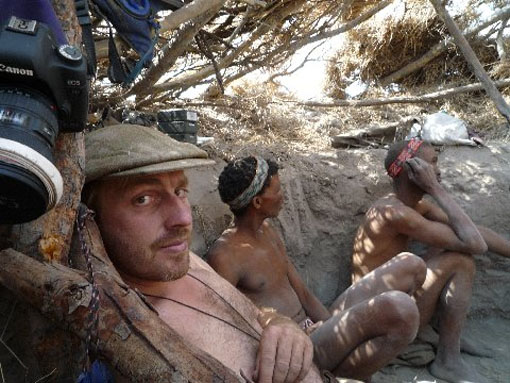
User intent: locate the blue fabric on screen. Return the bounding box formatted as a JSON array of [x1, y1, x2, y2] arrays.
[[77, 360, 114, 383], [0, 0, 67, 45], [92, 0, 158, 64], [121, 0, 151, 17]]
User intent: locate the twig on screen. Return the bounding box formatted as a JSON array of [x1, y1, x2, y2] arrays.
[[269, 41, 325, 82], [0, 362, 5, 383], [0, 337, 28, 371], [196, 31, 225, 94], [496, 17, 509, 61], [226, 5, 253, 44], [153, 0, 308, 94], [33, 368, 57, 383], [1, 300, 16, 339]]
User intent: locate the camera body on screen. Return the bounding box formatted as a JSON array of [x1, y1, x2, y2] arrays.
[[0, 16, 88, 133], [0, 16, 88, 224]]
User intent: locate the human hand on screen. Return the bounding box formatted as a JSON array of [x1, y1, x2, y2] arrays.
[[405, 157, 440, 193], [304, 321, 322, 336], [253, 309, 314, 383]]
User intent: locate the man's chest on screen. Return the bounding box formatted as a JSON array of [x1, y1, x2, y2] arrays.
[[237, 239, 288, 293], [153, 282, 260, 367]]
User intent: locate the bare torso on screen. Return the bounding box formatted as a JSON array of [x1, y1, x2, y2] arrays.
[[141, 253, 322, 382], [352, 194, 426, 282], [208, 221, 307, 322]]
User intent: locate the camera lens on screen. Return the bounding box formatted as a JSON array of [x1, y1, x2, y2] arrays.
[[0, 87, 63, 224]]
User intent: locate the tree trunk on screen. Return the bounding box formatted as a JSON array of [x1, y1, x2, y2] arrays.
[[429, 0, 510, 124]]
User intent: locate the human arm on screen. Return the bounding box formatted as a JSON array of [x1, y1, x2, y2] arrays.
[[418, 199, 510, 257], [476, 226, 510, 258], [287, 262, 331, 323], [253, 308, 314, 383], [403, 157, 487, 254]]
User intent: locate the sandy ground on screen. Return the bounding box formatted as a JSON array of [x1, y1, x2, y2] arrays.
[[373, 316, 510, 383]]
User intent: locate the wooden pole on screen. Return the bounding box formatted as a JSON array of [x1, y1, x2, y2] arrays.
[[429, 0, 510, 124]]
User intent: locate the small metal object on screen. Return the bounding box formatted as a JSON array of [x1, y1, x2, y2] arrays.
[[7, 16, 37, 34], [58, 45, 83, 61]]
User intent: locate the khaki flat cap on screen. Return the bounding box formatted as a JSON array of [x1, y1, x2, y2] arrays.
[[85, 124, 215, 183]]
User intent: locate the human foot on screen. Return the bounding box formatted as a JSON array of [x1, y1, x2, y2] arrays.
[[418, 325, 493, 357], [429, 357, 488, 383]]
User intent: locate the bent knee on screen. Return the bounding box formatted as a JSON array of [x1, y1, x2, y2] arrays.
[[375, 291, 420, 341], [435, 251, 476, 277], [394, 252, 427, 290]]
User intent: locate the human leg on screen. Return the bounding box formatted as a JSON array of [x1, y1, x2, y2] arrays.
[[415, 251, 486, 383], [331, 252, 426, 313], [417, 323, 493, 357], [311, 290, 419, 381]]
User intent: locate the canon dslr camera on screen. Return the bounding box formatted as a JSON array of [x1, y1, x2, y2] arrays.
[[0, 16, 88, 224]]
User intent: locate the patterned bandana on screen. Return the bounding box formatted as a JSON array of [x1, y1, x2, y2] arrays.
[[387, 138, 424, 178], [228, 157, 269, 210]]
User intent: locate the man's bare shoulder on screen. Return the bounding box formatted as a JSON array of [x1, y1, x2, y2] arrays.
[[209, 226, 243, 248], [365, 194, 423, 227], [368, 194, 405, 215], [206, 227, 251, 267]]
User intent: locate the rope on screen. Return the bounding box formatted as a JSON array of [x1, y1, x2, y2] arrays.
[[76, 205, 100, 371]]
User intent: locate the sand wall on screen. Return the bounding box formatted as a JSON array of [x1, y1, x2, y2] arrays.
[[189, 143, 510, 318]]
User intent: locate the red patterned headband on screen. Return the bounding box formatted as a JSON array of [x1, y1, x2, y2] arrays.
[[387, 139, 424, 178]]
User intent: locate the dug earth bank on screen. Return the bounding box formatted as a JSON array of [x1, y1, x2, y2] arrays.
[[188, 142, 510, 383]]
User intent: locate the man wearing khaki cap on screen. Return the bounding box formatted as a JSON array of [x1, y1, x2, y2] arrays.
[[83, 124, 367, 383]]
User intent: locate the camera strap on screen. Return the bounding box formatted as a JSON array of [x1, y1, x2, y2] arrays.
[[74, 0, 97, 78]]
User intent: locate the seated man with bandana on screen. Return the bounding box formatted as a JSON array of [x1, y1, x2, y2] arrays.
[[351, 139, 510, 383], [207, 156, 428, 382]]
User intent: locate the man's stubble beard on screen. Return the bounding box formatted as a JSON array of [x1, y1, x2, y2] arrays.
[[103, 227, 191, 282]]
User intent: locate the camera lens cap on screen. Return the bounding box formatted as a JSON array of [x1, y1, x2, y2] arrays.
[[58, 45, 82, 62]]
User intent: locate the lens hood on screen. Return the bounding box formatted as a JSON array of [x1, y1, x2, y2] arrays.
[[0, 137, 62, 223]]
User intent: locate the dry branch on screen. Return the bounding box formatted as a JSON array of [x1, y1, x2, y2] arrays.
[[151, 0, 307, 95], [152, 0, 388, 97], [298, 79, 510, 108], [209, 0, 392, 96], [247, 0, 393, 78], [239, 0, 267, 7], [160, 0, 227, 33], [496, 16, 509, 61], [429, 0, 510, 124], [380, 4, 510, 86], [331, 116, 418, 148], [130, 7, 221, 100], [0, 212, 243, 383]]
